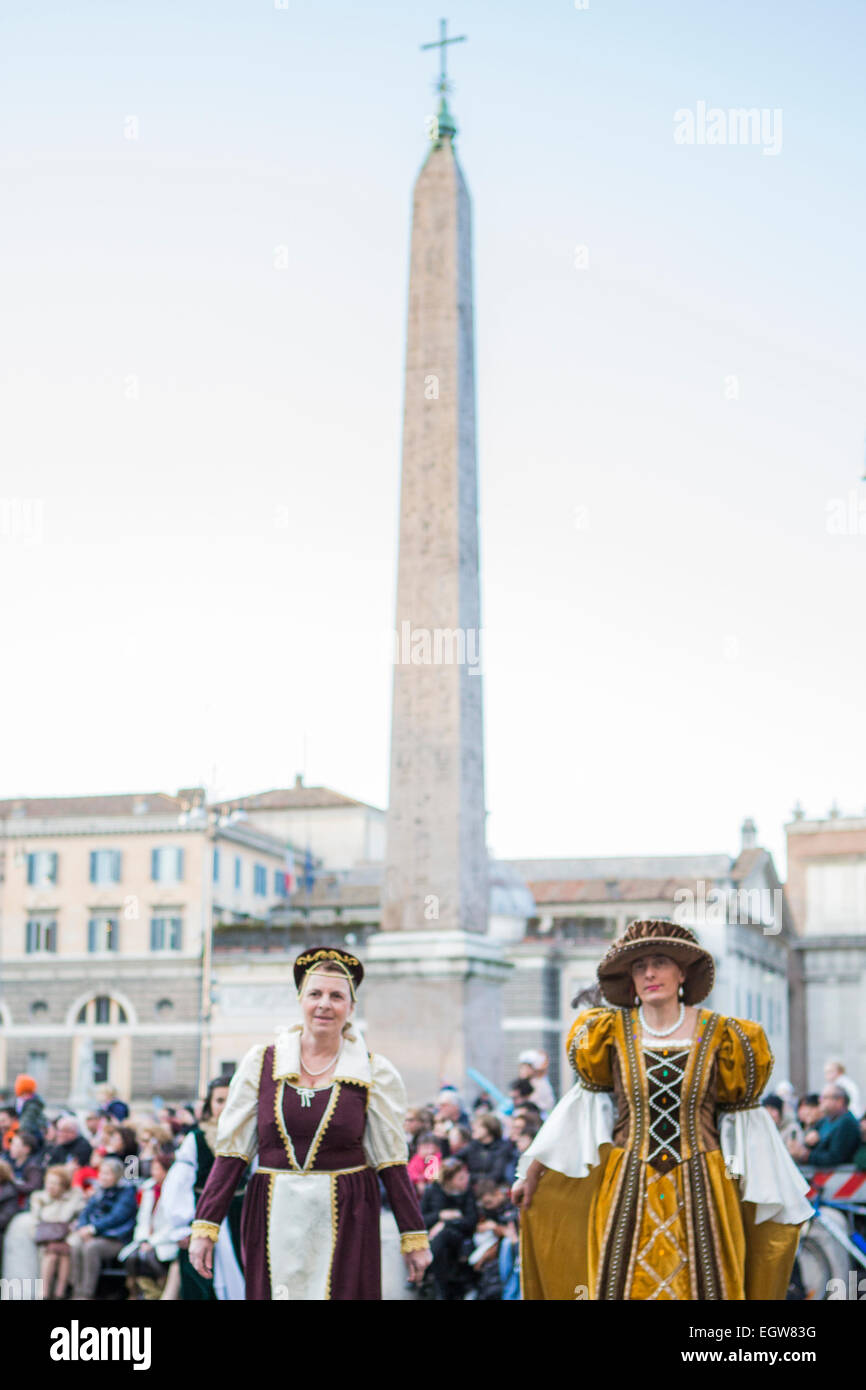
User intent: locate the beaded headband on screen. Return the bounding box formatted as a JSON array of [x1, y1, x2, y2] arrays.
[[293, 947, 364, 1000]]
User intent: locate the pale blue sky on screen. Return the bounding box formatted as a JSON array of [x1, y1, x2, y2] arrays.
[[1, 1, 864, 876]]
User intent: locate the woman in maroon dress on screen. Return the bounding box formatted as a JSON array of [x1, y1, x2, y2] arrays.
[[189, 947, 432, 1300]]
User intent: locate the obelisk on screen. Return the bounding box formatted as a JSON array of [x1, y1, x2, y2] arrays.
[[364, 25, 509, 1102]]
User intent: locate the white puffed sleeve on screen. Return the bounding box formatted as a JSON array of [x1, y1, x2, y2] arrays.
[[516, 1082, 614, 1181], [720, 1107, 813, 1226], [362, 1053, 410, 1170], [214, 1043, 266, 1162], [158, 1131, 197, 1238]]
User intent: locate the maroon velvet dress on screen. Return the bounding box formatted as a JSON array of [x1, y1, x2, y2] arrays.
[[194, 1029, 427, 1300]]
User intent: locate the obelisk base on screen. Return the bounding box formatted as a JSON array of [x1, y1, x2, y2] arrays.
[[361, 930, 510, 1105]]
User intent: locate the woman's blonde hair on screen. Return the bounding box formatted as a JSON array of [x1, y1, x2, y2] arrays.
[[44, 1164, 72, 1192]]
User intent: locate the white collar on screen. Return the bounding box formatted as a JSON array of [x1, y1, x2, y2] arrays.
[[272, 1024, 372, 1087]]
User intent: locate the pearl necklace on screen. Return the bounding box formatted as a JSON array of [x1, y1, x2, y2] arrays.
[[300, 1043, 341, 1077], [638, 1002, 685, 1037], [297, 1042, 342, 1108]]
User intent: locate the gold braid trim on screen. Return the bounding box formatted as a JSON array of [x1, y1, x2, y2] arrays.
[[190, 1221, 220, 1243], [325, 1174, 339, 1302], [265, 1175, 275, 1296], [400, 1231, 430, 1254], [304, 1083, 341, 1172]]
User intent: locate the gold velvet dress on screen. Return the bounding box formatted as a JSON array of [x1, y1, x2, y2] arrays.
[[519, 1006, 813, 1301]]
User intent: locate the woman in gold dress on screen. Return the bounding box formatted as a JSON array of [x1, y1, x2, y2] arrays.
[[513, 919, 812, 1301]]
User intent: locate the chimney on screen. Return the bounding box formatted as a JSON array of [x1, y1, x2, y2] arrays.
[[177, 787, 206, 807], [295, 774, 304, 788], [740, 817, 757, 850]]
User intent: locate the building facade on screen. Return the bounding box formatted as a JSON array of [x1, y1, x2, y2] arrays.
[[218, 777, 385, 870], [785, 808, 866, 1097], [0, 790, 291, 1105], [0, 783, 812, 1110], [503, 823, 793, 1097]]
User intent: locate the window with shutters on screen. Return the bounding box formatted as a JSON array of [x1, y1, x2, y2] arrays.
[[152, 1050, 175, 1088], [253, 864, 267, 896], [90, 849, 122, 884], [88, 915, 119, 953], [234, 856, 242, 890], [151, 846, 184, 883], [150, 916, 182, 952], [25, 915, 57, 953], [213, 848, 220, 883], [27, 1051, 49, 1089], [26, 851, 58, 886]]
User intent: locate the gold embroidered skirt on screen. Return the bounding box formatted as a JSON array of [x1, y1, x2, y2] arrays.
[[521, 1146, 799, 1301]]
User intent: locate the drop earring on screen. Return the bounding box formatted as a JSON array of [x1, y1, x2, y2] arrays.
[[634, 995, 639, 1008], [678, 984, 684, 1000]]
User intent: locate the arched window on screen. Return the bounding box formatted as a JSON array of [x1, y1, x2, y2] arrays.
[[75, 996, 129, 1026]]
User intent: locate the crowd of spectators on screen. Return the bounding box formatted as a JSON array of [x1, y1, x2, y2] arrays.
[[0, 1076, 202, 1301], [0, 1054, 555, 1304], [761, 1057, 866, 1170], [404, 1048, 556, 1300], [1, 1042, 862, 1303]]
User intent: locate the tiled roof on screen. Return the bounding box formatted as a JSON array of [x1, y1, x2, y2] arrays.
[[528, 876, 711, 905], [508, 854, 734, 881], [273, 874, 382, 908], [218, 786, 382, 813], [729, 848, 766, 882], [0, 791, 197, 819]]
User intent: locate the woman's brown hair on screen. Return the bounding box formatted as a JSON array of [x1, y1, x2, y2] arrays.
[[440, 1157, 468, 1188], [475, 1113, 503, 1142]]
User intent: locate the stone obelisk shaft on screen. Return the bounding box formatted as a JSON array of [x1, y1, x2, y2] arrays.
[[365, 117, 508, 1101], [382, 132, 487, 937]]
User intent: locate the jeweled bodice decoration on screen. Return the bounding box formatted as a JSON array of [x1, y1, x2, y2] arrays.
[[643, 1045, 690, 1174]]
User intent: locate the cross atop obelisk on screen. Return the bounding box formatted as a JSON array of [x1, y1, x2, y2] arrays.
[[420, 17, 466, 93], [420, 18, 466, 143], [364, 22, 509, 1100]]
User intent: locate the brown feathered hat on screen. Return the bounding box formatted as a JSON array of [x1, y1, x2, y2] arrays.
[[596, 919, 714, 1008]]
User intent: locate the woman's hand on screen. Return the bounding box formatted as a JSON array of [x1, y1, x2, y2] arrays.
[[189, 1235, 214, 1280], [404, 1247, 433, 1285], [511, 1160, 545, 1212]]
